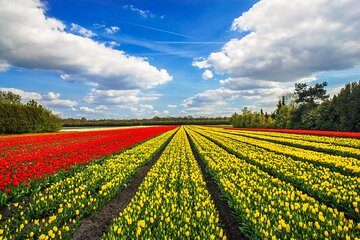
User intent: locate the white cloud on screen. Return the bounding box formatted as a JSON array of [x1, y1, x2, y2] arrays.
[[105, 41, 120, 48], [83, 88, 160, 105], [123, 5, 156, 18], [0, 88, 77, 110], [105, 26, 120, 34], [138, 104, 153, 110], [117, 104, 159, 118], [0, 88, 42, 101], [0, 0, 172, 90], [70, 23, 96, 38], [163, 110, 169, 115], [79, 88, 164, 118], [192, 57, 211, 69], [180, 83, 296, 115], [220, 77, 283, 90], [194, 0, 360, 86], [202, 70, 213, 80], [167, 104, 177, 108], [47, 91, 61, 100], [181, 88, 239, 108], [45, 99, 77, 109], [42, 91, 77, 109], [179, 106, 237, 117], [80, 106, 95, 113]]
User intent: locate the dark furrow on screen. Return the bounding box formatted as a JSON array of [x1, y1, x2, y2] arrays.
[[185, 129, 247, 240], [70, 130, 177, 240]]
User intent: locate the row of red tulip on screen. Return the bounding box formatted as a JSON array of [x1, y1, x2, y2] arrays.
[[0, 126, 177, 192]]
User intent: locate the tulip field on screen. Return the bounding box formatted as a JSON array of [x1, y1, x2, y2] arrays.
[[1, 126, 360, 239], [0, 126, 177, 206]]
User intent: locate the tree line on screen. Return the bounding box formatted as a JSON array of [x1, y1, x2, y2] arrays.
[[0, 91, 62, 134], [232, 81, 360, 132], [62, 116, 231, 127]]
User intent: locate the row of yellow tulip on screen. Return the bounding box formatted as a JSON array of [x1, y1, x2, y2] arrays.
[[104, 127, 225, 239], [192, 127, 360, 221], [198, 126, 360, 176], [225, 129, 360, 159], [229, 129, 360, 149], [0, 128, 177, 240], [186, 126, 360, 240]]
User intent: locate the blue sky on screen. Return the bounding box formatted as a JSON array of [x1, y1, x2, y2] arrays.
[[0, 0, 359, 119]]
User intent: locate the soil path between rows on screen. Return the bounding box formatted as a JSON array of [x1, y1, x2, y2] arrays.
[[185, 130, 247, 240], [71, 133, 175, 240]]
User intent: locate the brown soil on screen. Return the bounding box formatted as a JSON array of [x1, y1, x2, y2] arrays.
[[186, 131, 247, 240], [0, 206, 12, 224], [70, 134, 174, 240]]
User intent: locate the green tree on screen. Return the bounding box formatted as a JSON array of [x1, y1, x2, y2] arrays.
[[314, 100, 338, 130], [0, 91, 22, 104], [0, 91, 62, 134], [291, 82, 329, 128], [295, 81, 329, 106], [27, 99, 40, 107], [333, 81, 360, 131], [301, 108, 319, 130], [274, 106, 294, 129]]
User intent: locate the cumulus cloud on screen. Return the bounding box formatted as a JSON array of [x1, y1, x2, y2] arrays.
[[179, 106, 240, 117], [219, 78, 282, 90], [47, 92, 61, 100], [202, 70, 213, 80], [167, 104, 177, 108], [70, 23, 96, 38], [83, 88, 160, 105], [0, 88, 42, 101], [45, 99, 77, 109], [105, 26, 120, 34], [181, 88, 239, 108], [0, 88, 77, 110], [180, 83, 296, 115], [194, 0, 360, 87], [0, 0, 172, 90], [188, 0, 360, 113]]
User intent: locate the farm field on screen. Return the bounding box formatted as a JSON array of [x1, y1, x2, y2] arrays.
[[1, 126, 360, 239], [0, 126, 177, 205]]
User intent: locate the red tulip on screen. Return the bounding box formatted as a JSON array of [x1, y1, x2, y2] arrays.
[[0, 126, 177, 190]]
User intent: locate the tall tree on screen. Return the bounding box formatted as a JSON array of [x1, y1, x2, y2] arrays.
[[291, 82, 329, 128], [333, 81, 360, 131], [294, 82, 329, 106]]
